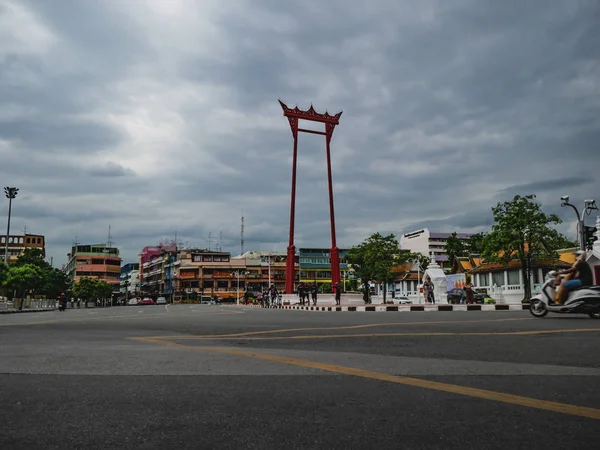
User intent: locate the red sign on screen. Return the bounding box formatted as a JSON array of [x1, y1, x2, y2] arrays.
[[179, 270, 196, 279], [213, 272, 233, 278]]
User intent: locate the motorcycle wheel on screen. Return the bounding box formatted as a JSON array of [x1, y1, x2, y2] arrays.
[[589, 313, 600, 319], [529, 300, 548, 318]]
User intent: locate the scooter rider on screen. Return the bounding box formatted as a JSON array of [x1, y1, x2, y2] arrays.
[[555, 250, 593, 304]]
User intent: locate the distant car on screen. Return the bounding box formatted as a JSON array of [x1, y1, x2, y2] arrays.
[[156, 297, 167, 305], [447, 289, 485, 304], [127, 298, 140, 306], [141, 298, 155, 305]]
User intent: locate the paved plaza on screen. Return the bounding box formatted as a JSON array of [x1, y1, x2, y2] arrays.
[[1, 305, 599, 449]]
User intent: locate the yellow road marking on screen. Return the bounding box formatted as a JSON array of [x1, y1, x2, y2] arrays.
[[130, 336, 600, 421], [155, 328, 600, 341], [154, 317, 534, 339], [0, 310, 241, 327]]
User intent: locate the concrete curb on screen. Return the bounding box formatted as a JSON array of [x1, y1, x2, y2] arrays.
[[0, 308, 57, 315], [260, 304, 528, 312]]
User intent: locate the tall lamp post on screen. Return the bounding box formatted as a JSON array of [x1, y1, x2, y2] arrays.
[[232, 270, 249, 305], [409, 256, 424, 303], [560, 196, 598, 250], [4, 187, 18, 264]]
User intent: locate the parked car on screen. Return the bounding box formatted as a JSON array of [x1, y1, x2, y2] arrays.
[[446, 288, 485, 304], [141, 297, 155, 305], [127, 298, 140, 306], [156, 297, 167, 305], [390, 295, 412, 305]]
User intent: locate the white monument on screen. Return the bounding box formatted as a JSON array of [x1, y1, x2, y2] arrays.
[[422, 252, 448, 304]]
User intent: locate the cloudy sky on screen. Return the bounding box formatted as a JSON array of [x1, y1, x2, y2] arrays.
[[1, 0, 599, 266]]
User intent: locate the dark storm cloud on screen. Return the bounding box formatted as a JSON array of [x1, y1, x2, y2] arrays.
[[1, 0, 599, 265], [499, 177, 594, 197], [0, 119, 125, 151], [87, 162, 135, 178]]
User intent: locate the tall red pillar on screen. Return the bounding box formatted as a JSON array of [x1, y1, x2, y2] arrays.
[[285, 119, 299, 294], [325, 124, 341, 289], [279, 101, 342, 295]]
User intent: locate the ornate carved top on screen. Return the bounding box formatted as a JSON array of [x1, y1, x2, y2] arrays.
[[279, 100, 342, 124]]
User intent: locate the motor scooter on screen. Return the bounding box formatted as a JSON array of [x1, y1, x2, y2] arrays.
[[529, 272, 600, 319]]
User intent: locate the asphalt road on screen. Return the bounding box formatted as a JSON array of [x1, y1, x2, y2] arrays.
[[1, 305, 600, 449]]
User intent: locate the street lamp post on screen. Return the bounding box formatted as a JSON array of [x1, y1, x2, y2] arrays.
[[409, 256, 423, 303], [232, 270, 249, 305], [561, 196, 598, 250], [4, 187, 18, 264]]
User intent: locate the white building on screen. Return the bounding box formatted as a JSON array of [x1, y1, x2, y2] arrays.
[[120, 269, 139, 295], [400, 228, 471, 267]]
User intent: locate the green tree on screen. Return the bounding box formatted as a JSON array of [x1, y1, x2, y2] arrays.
[[0, 261, 8, 287], [13, 248, 47, 268], [482, 194, 562, 301], [347, 233, 400, 304], [41, 268, 72, 299], [72, 277, 98, 306], [94, 280, 113, 304], [467, 232, 486, 254], [6, 264, 44, 310], [445, 232, 468, 270]]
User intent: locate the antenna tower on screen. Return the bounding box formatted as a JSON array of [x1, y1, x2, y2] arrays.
[[241, 211, 244, 256], [207, 232, 212, 250], [107, 225, 113, 247], [218, 231, 223, 252]]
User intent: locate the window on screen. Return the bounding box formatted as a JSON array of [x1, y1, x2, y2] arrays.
[[37, 238, 41, 244], [492, 271, 504, 287], [507, 270, 520, 285], [26, 238, 30, 244]]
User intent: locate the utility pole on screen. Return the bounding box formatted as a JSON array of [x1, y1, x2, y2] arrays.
[[4, 187, 18, 264]]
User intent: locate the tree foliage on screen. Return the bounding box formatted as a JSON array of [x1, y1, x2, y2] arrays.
[[72, 277, 114, 305], [346, 233, 400, 304], [481, 194, 565, 300], [0, 249, 71, 304], [446, 232, 487, 272]]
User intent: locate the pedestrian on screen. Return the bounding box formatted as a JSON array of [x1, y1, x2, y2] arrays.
[[297, 283, 305, 306], [424, 276, 435, 304], [334, 282, 341, 306], [465, 276, 474, 304], [311, 283, 318, 306]]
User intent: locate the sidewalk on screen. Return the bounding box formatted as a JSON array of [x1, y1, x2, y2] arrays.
[[276, 303, 526, 312], [0, 301, 56, 314], [0, 307, 56, 314]]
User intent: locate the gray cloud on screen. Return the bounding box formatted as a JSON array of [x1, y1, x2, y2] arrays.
[[1, 0, 599, 266]]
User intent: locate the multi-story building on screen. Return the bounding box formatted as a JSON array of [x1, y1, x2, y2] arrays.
[[140, 247, 178, 297], [298, 248, 351, 290], [176, 249, 247, 299], [0, 233, 45, 263], [139, 244, 177, 289], [400, 229, 471, 267], [65, 244, 122, 292], [240, 251, 289, 293], [120, 263, 140, 297]]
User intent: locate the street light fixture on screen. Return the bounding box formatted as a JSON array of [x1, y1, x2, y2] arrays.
[[4, 187, 18, 264], [560, 196, 599, 250]]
